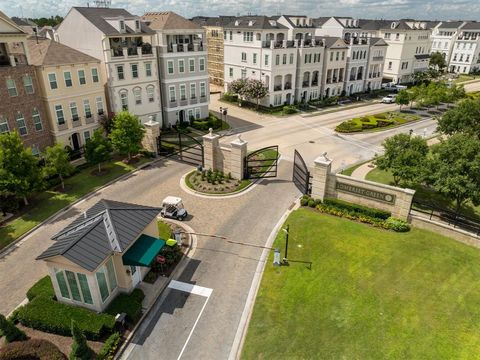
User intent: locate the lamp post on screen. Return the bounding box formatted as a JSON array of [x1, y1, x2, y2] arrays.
[[219, 106, 228, 128]]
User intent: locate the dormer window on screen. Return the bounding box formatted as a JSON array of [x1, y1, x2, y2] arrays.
[[135, 20, 140, 30], [269, 20, 276, 27], [248, 20, 255, 26], [235, 20, 239, 26], [120, 20, 125, 32]]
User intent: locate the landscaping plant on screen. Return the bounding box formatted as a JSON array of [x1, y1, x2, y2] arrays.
[[109, 111, 145, 162], [43, 144, 74, 191], [85, 129, 113, 173], [70, 320, 92, 360], [0, 313, 27, 343]]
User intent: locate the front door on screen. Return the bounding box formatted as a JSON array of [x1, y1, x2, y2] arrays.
[[179, 110, 185, 125], [71, 133, 80, 150], [130, 265, 141, 287]]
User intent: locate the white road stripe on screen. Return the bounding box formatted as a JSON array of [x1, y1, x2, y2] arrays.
[[168, 280, 213, 297]]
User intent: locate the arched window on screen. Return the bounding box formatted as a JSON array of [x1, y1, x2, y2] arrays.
[[119, 89, 128, 110], [146, 85, 155, 103], [133, 87, 142, 105]]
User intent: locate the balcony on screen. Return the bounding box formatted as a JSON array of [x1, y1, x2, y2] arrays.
[[180, 99, 188, 106], [200, 95, 207, 102], [372, 56, 384, 62], [284, 83, 292, 90], [72, 118, 82, 128], [302, 81, 309, 88], [311, 80, 318, 86], [190, 97, 198, 104], [274, 85, 282, 91], [85, 115, 95, 124], [58, 122, 68, 131], [166, 42, 204, 53], [326, 78, 332, 84]]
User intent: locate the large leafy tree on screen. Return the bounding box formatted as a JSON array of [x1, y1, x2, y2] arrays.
[[427, 134, 480, 213], [85, 129, 112, 173], [228, 79, 248, 96], [43, 144, 74, 190], [242, 79, 268, 109], [429, 51, 447, 71], [437, 98, 480, 137], [444, 84, 466, 105], [374, 133, 429, 187], [0, 132, 42, 205], [109, 111, 145, 162]]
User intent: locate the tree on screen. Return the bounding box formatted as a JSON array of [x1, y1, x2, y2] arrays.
[[242, 79, 269, 109], [70, 320, 91, 360], [109, 112, 145, 162], [430, 51, 447, 71], [444, 84, 466, 105], [43, 144, 74, 190], [228, 78, 248, 96], [374, 133, 429, 187], [437, 98, 480, 137], [0, 313, 27, 343], [85, 129, 112, 173], [395, 89, 410, 110], [427, 134, 480, 213], [0, 132, 42, 205]]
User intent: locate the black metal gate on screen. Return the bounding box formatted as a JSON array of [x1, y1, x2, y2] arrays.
[[293, 149, 312, 194], [244, 145, 279, 179], [157, 132, 204, 167]]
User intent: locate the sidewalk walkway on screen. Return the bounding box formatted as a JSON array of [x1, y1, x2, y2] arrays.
[[351, 162, 375, 180]]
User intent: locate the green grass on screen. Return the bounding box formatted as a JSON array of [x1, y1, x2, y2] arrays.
[[454, 74, 480, 84], [0, 157, 150, 250], [26, 276, 55, 301], [242, 208, 480, 359], [184, 170, 251, 195], [340, 160, 371, 176], [105, 288, 145, 324], [158, 220, 173, 240]]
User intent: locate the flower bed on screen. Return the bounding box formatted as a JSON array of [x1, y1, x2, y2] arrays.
[[335, 112, 420, 133], [185, 169, 251, 194]]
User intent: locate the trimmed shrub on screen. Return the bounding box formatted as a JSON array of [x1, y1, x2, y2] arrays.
[[336, 120, 362, 133], [384, 217, 410, 232], [0, 339, 66, 360], [0, 314, 27, 343], [96, 332, 121, 360], [15, 296, 115, 340], [300, 198, 309, 206], [308, 199, 316, 208], [70, 320, 92, 360], [191, 121, 209, 131], [221, 92, 238, 102], [26, 276, 55, 301], [282, 105, 297, 114], [375, 113, 387, 119], [323, 198, 391, 220], [105, 289, 145, 324]]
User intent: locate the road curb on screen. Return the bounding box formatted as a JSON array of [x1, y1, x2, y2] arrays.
[[115, 220, 198, 360], [228, 198, 301, 360], [0, 157, 164, 259]]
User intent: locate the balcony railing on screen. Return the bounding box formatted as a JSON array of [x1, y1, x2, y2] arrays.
[[166, 43, 204, 53], [58, 122, 68, 131], [326, 78, 332, 84], [284, 83, 292, 90], [72, 118, 82, 128], [311, 80, 318, 86], [302, 81, 309, 88], [274, 85, 282, 91], [85, 115, 95, 124], [372, 56, 384, 61]]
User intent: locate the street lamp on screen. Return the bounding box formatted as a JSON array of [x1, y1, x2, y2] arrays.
[[219, 106, 228, 128]]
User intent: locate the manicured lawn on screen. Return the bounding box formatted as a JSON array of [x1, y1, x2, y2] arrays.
[[0, 157, 150, 250], [340, 160, 370, 176], [336, 111, 420, 133], [454, 74, 480, 83], [242, 208, 480, 359]]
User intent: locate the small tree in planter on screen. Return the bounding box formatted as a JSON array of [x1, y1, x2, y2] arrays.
[[70, 320, 91, 360], [0, 313, 27, 343], [85, 129, 113, 174], [242, 79, 268, 109]]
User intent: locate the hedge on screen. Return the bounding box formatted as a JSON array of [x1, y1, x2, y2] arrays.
[[14, 296, 115, 340], [26, 276, 55, 301], [96, 332, 121, 360], [105, 289, 145, 324], [0, 339, 66, 360], [323, 198, 391, 220]]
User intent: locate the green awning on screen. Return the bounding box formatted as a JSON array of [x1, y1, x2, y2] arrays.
[[122, 234, 165, 267]]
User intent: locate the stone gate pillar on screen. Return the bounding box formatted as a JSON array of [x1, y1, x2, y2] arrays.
[[230, 135, 248, 180], [142, 117, 161, 155], [311, 152, 333, 200], [203, 128, 220, 170]]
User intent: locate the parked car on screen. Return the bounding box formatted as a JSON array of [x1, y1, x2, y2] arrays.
[[160, 196, 188, 221], [381, 82, 407, 92], [382, 94, 397, 104]]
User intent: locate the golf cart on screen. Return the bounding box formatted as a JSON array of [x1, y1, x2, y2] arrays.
[[160, 196, 188, 221]]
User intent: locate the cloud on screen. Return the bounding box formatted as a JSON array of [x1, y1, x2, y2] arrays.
[[1, 0, 479, 21]]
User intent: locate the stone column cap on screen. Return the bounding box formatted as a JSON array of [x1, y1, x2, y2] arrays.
[[203, 128, 220, 141], [144, 119, 160, 127], [231, 134, 247, 147], [314, 152, 333, 166]]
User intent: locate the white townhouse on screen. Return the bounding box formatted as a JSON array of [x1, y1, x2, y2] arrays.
[[142, 12, 209, 126], [431, 21, 464, 66], [223, 16, 326, 106], [318, 37, 348, 98], [358, 20, 433, 83], [450, 22, 480, 74], [56, 7, 163, 124]]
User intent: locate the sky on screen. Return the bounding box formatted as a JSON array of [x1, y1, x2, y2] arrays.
[[1, 0, 480, 21]]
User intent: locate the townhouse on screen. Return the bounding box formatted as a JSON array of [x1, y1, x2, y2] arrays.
[[56, 7, 163, 125], [142, 12, 209, 125], [431, 21, 464, 66], [27, 38, 107, 150], [0, 11, 53, 153], [318, 37, 347, 97], [449, 22, 480, 74]]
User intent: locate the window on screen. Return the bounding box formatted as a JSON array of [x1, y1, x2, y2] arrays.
[[265, 54, 269, 66], [224, 31, 227, 40], [290, 53, 294, 64], [283, 54, 287, 65], [96, 270, 109, 302], [55, 268, 70, 299], [84, 99, 92, 118], [105, 258, 117, 292], [179, 59, 185, 73], [69, 102, 78, 122], [335, 52, 339, 61], [187, 109, 194, 121], [91, 68, 99, 83], [48, 73, 57, 90], [195, 108, 201, 119], [117, 65, 124, 80], [23, 75, 34, 94], [330, 52, 333, 61], [253, 53, 257, 64], [119, 20, 125, 31], [169, 86, 176, 102], [133, 88, 142, 104], [77, 273, 93, 304], [144, 86, 153, 103], [341, 51, 345, 61], [84, 130, 90, 142], [229, 31, 233, 40], [145, 63, 152, 77], [15, 112, 27, 136], [6, 78, 17, 97], [388, 61, 392, 70], [199, 58, 205, 71], [0, 116, 8, 133], [96, 97, 104, 115], [275, 54, 280, 65], [190, 83, 196, 99], [64, 71, 72, 87], [66, 270, 82, 301], [243, 31, 253, 42], [56, 105, 65, 125], [241, 52, 247, 62], [32, 109, 42, 131], [229, 67, 233, 77], [241, 69, 246, 79], [189, 58, 195, 72], [131, 64, 138, 78], [180, 84, 186, 100], [200, 82, 206, 98], [78, 70, 86, 85], [120, 91, 128, 110]]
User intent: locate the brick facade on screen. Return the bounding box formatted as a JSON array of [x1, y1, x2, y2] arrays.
[[0, 64, 53, 152]]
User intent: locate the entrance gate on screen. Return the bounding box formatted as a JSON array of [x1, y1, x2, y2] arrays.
[[244, 145, 279, 179], [157, 131, 204, 167], [292, 149, 312, 194]]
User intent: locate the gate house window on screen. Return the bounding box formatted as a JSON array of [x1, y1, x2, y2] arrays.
[[23, 75, 34, 94], [15, 112, 27, 136], [0, 115, 9, 133], [6, 78, 17, 96], [96, 258, 117, 303], [32, 109, 43, 131], [55, 268, 93, 304]]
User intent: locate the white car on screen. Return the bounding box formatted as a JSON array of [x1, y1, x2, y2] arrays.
[[382, 94, 397, 104]]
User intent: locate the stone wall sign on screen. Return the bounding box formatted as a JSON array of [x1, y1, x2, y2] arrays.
[[335, 181, 396, 204]]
